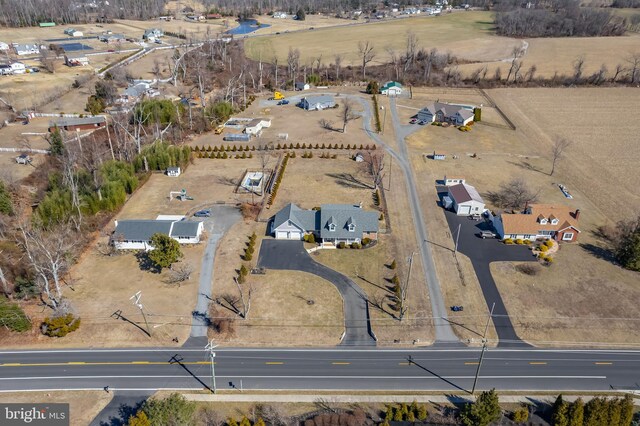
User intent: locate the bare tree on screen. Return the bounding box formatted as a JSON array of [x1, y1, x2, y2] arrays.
[[611, 63, 624, 83], [165, 262, 194, 287], [403, 31, 418, 74], [364, 151, 385, 190], [486, 178, 540, 210], [0, 251, 10, 296], [626, 52, 640, 84], [340, 99, 360, 133], [572, 55, 585, 84], [506, 46, 521, 83], [334, 54, 342, 81], [286, 47, 300, 82], [40, 49, 57, 74], [550, 137, 572, 176], [18, 222, 75, 310], [358, 41, 376, 79], [234, 276, 253, 319]]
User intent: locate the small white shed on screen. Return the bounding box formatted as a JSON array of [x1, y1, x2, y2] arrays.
[[166, 167, 181, 177], [448, 183, 485, 215]]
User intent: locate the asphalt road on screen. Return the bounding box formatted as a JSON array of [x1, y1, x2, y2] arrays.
[[258, 240, 376, 346], [0, 347, 638, 393], [443, 210, 536, 347], [355, 96, 459, 344], [191, 206, 241, 338]]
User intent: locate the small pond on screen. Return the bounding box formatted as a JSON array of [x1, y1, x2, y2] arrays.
[[226, 19, 271, 35]]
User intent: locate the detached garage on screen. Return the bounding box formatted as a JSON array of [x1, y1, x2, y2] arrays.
[[271, 204, 316, 240], [448, 183, 485, 216]]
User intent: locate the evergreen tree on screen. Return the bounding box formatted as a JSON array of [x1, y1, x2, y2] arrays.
[[127, 411, 151, 426], [585, 397, 608, 426], [620, 394, 634, 426], [460, 389, 501, 426], [296, 8, 306, 20], [608, 398, 622, 426], [551, 395, 569, 426], [0, 181, 13, 215], [141, 393, 195, 426], [567, 398, 584, 426], [148, 233, 183, 270], [49, 127, 64, 156]]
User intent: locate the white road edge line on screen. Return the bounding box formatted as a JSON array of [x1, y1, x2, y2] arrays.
[[0, 375, 608, 380]]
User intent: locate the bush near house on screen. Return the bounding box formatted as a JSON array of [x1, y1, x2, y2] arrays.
[[504, 238, 514, 244]]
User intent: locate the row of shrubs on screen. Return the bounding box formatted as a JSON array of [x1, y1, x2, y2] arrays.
[[196, 151, 254, 159], [192, 143, 377, 152], [382, 401, 428, 424], [337, 241, 362, 249], [458, 125, 472, 132], [372, 95, 382, 132], [242, 232, 257, 263], [268, 154, 289, 206]]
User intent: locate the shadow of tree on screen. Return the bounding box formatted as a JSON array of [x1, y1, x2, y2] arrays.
[[135, 251, 161, 274], [580, 243, 617, 264], [326, 172, 372, 190]]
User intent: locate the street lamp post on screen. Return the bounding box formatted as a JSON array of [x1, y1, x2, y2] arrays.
[[205, 339, 218, 393]]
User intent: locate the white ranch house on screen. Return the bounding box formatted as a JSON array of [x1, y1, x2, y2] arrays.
[[111, 219, 203, 250], [272, 203, 379, 245], [244, 118, 271, 135], [380, 81, 403, 96], [300, 95, 336, 111]]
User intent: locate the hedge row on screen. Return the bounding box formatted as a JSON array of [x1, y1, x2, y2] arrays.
[[268, 153, 289, 206], [372, 95, 382, 132], [192, 143, 376, 152], [196, 151, 254, 159]]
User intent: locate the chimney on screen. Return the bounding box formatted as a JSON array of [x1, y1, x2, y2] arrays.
[[574, 209, 581, 220]]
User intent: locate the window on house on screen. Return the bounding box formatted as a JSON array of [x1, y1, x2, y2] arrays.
[[539, 218, 548, 224], [562, 232, 574, 241], [329, 224, 336, 231], [348, 224, 355, 232], [551, 219, 559, 225]]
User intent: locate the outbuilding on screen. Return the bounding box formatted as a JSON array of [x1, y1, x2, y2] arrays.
[[380, 81, 403, 96], [295, 82, 310, 91], [166, 167, 181, 177], [48, 116, 106, 132], [112, 219, 204, 250], [64, 54, 89, 67], [300, 95, 336, 111], [447, 182, 485, 215]]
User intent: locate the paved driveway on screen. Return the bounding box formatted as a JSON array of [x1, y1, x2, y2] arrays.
[[442, 208, 536, 347], [190, 206, 242, 340], [258, 240, 376, 346]]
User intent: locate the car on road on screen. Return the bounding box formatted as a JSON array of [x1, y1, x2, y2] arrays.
[[277, 99, 290, 105], [410, 118, 417, 124], [194, 209, 211, 218], [479, 230, 496, 239]]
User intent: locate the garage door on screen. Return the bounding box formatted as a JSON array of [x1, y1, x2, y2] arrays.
[[276, 231, 288, 239], [288, 231, 302, 240], [458, 205, 471, 215]]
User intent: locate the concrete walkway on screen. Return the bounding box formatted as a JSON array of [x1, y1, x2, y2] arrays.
[[258, 240, 376, 346], [190, 206, 241, 339]]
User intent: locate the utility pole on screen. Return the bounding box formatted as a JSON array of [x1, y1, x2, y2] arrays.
[[471, 303, 495, 395], [454, 223, 461, 256], [205, 339, 218, 393], [130, 291, 151, 337]]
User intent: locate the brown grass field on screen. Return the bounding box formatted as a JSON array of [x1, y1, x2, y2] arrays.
[[456, 34, 640, 79], [244, 11, 521, 66], [405, 87, 640, 346]]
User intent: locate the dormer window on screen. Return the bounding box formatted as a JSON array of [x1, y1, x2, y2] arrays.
[[537, 214, 547, 224], [551, 218, 559, 225], [329, 224, 336, 231], [348, 224, 355, 232]]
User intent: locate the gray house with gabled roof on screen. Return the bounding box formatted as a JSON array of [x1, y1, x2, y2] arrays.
[[417, 101, 474, 125], [300, 95, 336, 111], [271, 203, 378, 245], [112, 219, 203, 250]]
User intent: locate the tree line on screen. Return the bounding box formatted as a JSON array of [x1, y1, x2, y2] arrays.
[[0, 0, 169, 27], [495, 0, 627, 37]]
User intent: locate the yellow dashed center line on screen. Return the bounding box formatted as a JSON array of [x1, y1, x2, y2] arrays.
[[332, 362, 351, 365], [529, 362, 547, 365], [132, 361, 149, 364], [398, 362, 411, 366], [595, 362, 612, 365], [265, 362, 284, 365], [67, 362, 86, 365]]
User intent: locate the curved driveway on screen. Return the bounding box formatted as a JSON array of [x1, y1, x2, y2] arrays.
[[258, 240, 376, 346]]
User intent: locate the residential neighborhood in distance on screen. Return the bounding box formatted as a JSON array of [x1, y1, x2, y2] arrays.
[[0, 0, 639, 424]]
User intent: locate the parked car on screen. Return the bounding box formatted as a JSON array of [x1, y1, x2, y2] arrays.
[[410, 118, 417, 124], [479, 230, 496, 239], [194, 209, 211, 217], [451, 305, 464, 312], [418, 120, 427, 125], [277, 99, 289, 105]]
